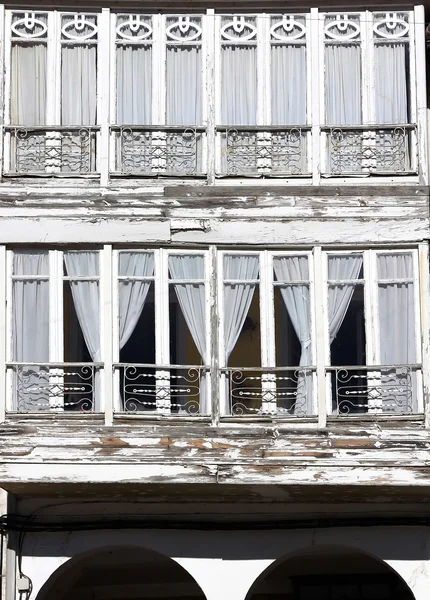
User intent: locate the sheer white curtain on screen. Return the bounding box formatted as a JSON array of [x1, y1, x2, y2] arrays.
[[11, 43, 46, 125], [271, 45, 306, 125], [328, 255, 363, 344], [378, 253, 415, 365], [12, 252, 49, 411], [116, 46, 152, 124], [166, 47, 202, 125], [221, 46, 257, 125], [62, 46, 97, 125], [222, 255, 259, 414], [326, 45, 361, 125], [375, 43, 408, 124], [64, 252, 101, 410], [273, 256, 312, 415], [119, 252, 154, 349], [378, 253, 416, 413], [169, 255, 208, 414]]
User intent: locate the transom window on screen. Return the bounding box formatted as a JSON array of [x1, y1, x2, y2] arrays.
[[2, 7, 425, 181], [3, 246, 425, 420]]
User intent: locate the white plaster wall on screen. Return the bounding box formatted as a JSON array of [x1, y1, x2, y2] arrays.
[[16, 526, 430, 600]]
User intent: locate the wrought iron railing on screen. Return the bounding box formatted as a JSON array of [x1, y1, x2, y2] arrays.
[[4, 126, 98, 175], [7, 363, 100, 413], [221, 366, 315, 417], [217, 126, 310, 177], [114, 363, 209, 415], [328, 365, 421, 416], [111, 126, 206, 176], [323, 124, 416, 175]]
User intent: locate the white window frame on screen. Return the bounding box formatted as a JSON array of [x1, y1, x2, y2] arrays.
[[218, 249, 316, 416], [323, 248, 423, 415], [113, 248, 211, 415], [6, 248, 102, 412]]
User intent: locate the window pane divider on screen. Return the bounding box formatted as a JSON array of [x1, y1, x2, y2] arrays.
[[313, 246, 327, 426]]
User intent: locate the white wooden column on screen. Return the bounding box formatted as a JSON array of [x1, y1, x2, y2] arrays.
[[102, 244, 113, 425], [98, 8, 110, 186], [259, 250, 276, 414], [310, 7, 321, 184], [0, 246, 6, 422], [414, 5, 428, 184], [418, 243, 430, 427], [155, 249, 170, 414], [208, 245, 218, 424], [313, 246, 326, 427], [205, 9, 215, 185], [0, 5, 5, 182]]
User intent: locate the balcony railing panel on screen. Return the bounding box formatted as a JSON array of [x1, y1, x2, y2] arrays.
[[221, 367, 315, 417], [114, 364, 209, 415], [217, 127, 310, 177], [324, 125, 416, 175], [328, 365, 421, 416], [5, 126, 98, 175], [7, 363, 100, 413], [112, 126, 206, 176]]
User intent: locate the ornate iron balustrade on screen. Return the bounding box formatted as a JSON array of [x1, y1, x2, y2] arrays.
[[221, 366, 315, 417], [217, 127, 310, 177], [328, 365, 421, 415], [7, 363, 100, 413], [323, 125, 416, 175], [4, 126, 98, 175], [114, 364, 209, 415], [112, 126, 206, 176]]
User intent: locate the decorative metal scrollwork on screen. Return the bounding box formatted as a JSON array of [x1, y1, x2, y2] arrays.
[[118, 127, 201, 176], [324, 15, 360, 40], [221, 16, 257, 41], [116, 15, 153, 41], [121, 365, 203, 414], [228, 368, 312, 417], [14, 364, 96, 413], [328, 127, 410, 174], [333, 367, 415, 415], [373, 12, 409, 39], [10, 128, 96, 174], [61, 14, 98, 41], [270, 15, 306, 41], [166, 16, 202, 42], [11, 12, 47, 38], [224, 128, 306, 176]]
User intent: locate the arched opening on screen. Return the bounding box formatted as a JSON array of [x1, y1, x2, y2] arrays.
[[36, 545, 207, 600], [246, 545, 415, 600]]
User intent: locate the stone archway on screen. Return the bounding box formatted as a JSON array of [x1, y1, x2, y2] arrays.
[[245, 545, 415, 600], [35, 545, 207, 600]]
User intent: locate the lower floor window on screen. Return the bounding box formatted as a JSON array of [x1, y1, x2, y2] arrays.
[[4, 246, 424, 418]]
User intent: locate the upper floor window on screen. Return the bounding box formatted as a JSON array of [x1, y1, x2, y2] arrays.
[[4, 246, 425, 419], [1, 8, 426, 180]]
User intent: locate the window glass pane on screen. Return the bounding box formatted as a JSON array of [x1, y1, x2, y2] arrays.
[[13, 251, 49, 275], [325, 44, 361, 125], [274, 255, 309, 281], [166, 47, 202, 125], [375, 43, 408, 124], [61, 45, 97, 125], [64, 251, 99, 276], [119, 251, 154, 277], [11, 43, 47, 125], [221, 45, 257, 125], [271, 45, 306, 125], [169, 254, 204, 279], [117, 45, 152, 124], [377, 252, 412, 279]]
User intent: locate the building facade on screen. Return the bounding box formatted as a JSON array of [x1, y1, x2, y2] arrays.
[[0, 2, 429, 600]]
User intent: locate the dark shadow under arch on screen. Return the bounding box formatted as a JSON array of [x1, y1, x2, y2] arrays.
[[36, 544, 207, 600], [245, 544, 415, 600]]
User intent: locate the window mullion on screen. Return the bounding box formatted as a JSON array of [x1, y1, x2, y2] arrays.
[[414, 6, 428, 182], [155, 249, 170, 414], [310, 7, 321, 184], [362, 11, 373, 125], [418, 243, 430, 424], [46, 10, 59, 125], [98, 8, 110, 185], [313, 246, 326, 425], [49, 249, 64, 411], [3, 8, 10, 174], [205, 9, 215, 185], [0, 246, 6, 422], [260, 251, 276, 415]]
